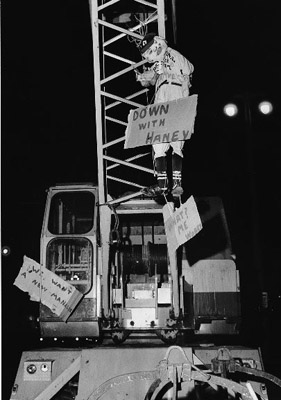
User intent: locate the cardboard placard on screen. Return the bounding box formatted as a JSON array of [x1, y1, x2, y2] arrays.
[[124, 95, 198, 149], [14, 256, 83, 322], [163, 196, 202, 254]]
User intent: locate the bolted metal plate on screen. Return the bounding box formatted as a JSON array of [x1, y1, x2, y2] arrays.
[[24, 361, 52, 381]]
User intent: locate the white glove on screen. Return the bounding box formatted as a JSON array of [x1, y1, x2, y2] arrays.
[[136, 69, 157, 86]]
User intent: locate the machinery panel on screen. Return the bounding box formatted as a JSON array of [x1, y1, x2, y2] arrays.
[[10, 346, 273, 400], [10, 350, 81, 400], [77, 346, 195, 400]]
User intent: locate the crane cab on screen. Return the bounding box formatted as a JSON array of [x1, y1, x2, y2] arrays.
[[38, 183, 241, 343]]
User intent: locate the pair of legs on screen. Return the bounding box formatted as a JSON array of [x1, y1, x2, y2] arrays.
[[153, 141, 184, 196]]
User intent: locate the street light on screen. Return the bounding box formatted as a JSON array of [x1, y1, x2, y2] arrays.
[[221, 94, 275, 297], [223, 103, 238, 117], [2, 246, 11, 256], [223, 100, 273, 117], [258, 100, 273, 115]]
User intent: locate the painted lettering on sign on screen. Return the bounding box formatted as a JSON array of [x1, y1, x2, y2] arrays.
[[13, 256, 83, 321], [138, 118, 166, 131], [145, 129, 190, 145], [163, 196, 203, 255], [133, 103, 169, 121], [124, 95, 198, 149]]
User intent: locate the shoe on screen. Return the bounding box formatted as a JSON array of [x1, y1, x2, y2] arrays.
[[171, 184, 183, 197], [142, 184, 167, 197]]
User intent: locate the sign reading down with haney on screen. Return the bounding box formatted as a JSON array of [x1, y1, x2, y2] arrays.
[[124, 95, 198, 149], [14, 256, 83, 322]]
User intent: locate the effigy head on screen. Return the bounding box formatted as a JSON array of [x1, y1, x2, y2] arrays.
[[139, 33, 167, 63]]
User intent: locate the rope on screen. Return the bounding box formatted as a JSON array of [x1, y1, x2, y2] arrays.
[[126, 11, 158, 49]]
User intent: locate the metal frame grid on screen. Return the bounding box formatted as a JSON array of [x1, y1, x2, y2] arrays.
[[89, 0, 165, 205]]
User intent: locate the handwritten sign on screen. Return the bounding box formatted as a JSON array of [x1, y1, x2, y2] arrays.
[[124, 95, 198, 149], [14, 256, 83, 322], [163, 196, 202, 254]]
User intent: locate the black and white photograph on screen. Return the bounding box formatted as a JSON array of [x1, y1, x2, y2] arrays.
[[2, 1, 281, 399]]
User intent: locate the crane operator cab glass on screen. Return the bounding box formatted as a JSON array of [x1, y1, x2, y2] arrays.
[[39, 184, 100, 339], [47, 192, 94, 294]]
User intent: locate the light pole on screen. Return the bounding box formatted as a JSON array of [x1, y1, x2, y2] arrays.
[[223, 95, 274, 296]]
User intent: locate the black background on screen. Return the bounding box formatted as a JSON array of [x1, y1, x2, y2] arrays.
[[2, 0, 281, 398]]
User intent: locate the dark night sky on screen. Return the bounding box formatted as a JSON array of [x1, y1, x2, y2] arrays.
[[2, 0, 281, 397]]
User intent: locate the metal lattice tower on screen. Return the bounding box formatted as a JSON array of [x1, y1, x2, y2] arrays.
[[88, 1, 166, 315], [89, 0, 166, 206]]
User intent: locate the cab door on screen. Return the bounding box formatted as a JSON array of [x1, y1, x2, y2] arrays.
[[39, 185, 100, 339]]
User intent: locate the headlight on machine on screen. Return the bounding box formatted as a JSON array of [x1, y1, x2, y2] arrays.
[[24, 360, 52, 381], [26, 363, 37, 374]]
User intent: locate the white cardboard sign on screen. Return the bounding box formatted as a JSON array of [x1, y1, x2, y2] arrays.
[[14, 256, 83, 322], [163, 196, 202, 254], [124, 95, 198, 149]]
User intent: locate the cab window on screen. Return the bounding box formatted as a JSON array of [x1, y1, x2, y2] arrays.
[[48, 192, 95, 235]]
